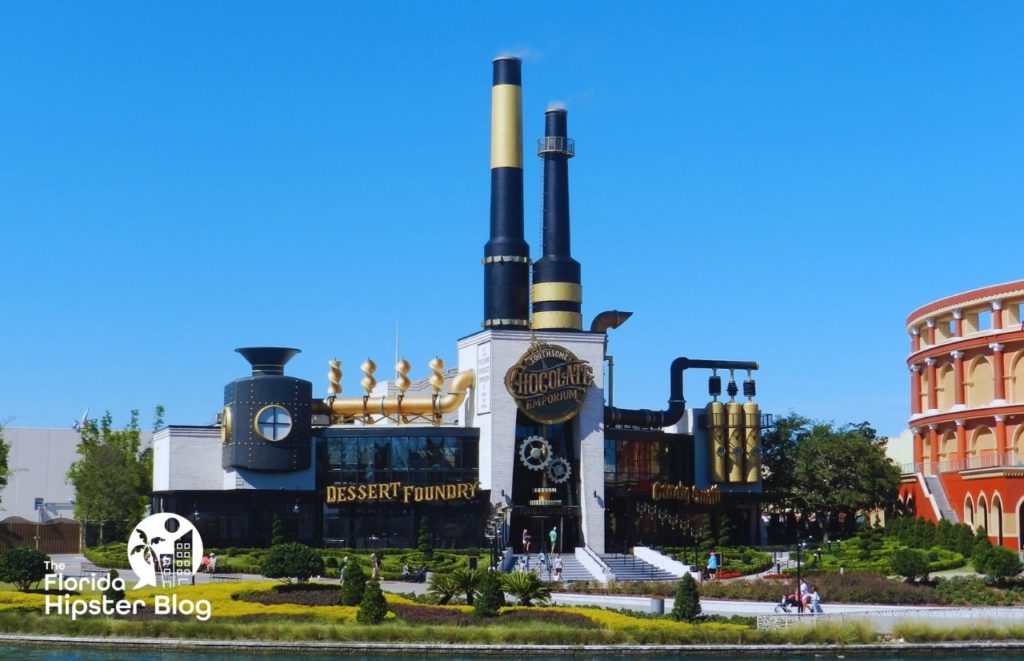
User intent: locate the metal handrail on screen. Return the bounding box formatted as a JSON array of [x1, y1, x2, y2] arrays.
[[904, 450, 1023, 475]]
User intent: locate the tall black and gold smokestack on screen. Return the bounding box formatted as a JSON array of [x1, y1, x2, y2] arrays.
[[483, 56, 530, 329], [531, 107, 582, 331]]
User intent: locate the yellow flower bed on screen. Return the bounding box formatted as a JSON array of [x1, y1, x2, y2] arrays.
[[0, 581, 368, 621], [130, 580, 362, 621], [501, 605, 747, 634], [0, 591, 46, 612]]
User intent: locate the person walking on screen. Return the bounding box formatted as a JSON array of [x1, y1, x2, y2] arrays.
[[809, 586, 823, 614], [370, 553, 381, 580], [522, 528, 532, 554], [552, 554, 564, 582], [549, 526, 558, 553], [706, 551, 719, 579]]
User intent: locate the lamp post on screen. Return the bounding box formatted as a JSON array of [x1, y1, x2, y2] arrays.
[[795, 539, 807, 612]]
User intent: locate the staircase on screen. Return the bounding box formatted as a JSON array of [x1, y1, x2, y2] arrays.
[[923, 474, 959, 522], [511, 554, 597, 583], [600, 553, 678, 581]]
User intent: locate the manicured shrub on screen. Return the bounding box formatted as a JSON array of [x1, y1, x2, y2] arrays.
[[974, 545, 1023, 584], [0, 548, 51, 591], [418, 518, 433, 558], [890, 548, 929, 582], [356, 578, 388, 624], [934, 576, 1001, 606], [260, 543, 324, 584], [341, 558, 367, 605], [473, 569, 506, 618], [670, 573, 701, 622], [103, 569, 125, 604], [82, 543, 129, 569], [270, 514, 286, 546]]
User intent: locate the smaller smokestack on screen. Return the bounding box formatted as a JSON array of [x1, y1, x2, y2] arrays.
[[235, 347, 301, 376], [532, 108, 582, 331]]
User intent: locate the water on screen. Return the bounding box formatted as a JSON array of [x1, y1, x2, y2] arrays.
[[0, 648, 1021, 661]]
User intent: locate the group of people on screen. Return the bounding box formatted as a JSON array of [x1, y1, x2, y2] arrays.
[[198, 552, 217, 573], [521, 525, 559, 554], [780, 579, 823, 614], [519, 527, 564, 582], [400, 562, 429, 583]]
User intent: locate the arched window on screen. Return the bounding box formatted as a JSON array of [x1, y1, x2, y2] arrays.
[[920, 368, 931, 412], [970, 426, 996, 467], [1011, 352, 1024, 403], [965, 496, 975, 528], [978, 495, 989, 534], [938, 364, 955, 410], [940, 430, 957, 465], [967, 357, 995, 407], [1013, 425, 1024, 465]]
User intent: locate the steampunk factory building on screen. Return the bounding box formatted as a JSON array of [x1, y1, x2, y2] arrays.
[[153, 57, 765, 559]]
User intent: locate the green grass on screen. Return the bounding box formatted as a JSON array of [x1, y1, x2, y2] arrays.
[[893, 620, 1024, 642]]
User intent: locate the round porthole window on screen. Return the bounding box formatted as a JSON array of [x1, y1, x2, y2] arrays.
[[254, 405, 292, 442], [220, 406, 233, 444]]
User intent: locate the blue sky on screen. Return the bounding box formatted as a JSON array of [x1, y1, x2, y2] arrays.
[[2, 3, 1021, 439]]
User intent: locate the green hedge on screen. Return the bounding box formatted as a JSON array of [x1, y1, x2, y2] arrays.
[[83, 543, 129, 569]]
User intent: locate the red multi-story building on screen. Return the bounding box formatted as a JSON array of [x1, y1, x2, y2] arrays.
[[899, 280, 1024, 550]]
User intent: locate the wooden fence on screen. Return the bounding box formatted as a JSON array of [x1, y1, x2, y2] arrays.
[[0, 517, 81, 554]]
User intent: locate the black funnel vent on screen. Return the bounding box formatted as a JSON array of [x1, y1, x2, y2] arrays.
[[235, 347, 301, 376]]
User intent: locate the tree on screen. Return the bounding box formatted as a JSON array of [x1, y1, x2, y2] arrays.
[[0, 548, 50, 591], [0, 423, 11, 507], [260, 543, 324, 584], [67, 410, 156, 544], [473, 570, 506, 618], [670, 573, 701, 622], [341, 558, 367, 605], [500, 571, 550, 606], [762, 415, 901, 537], [890, 548, 929, 583], [973, 545, 1023, 585], [759, 413, 809, 505], [418, 517, 433, 558], [791, 421, 901, 523], [271, 514, 286, 546], [356, 578, 389, 624]]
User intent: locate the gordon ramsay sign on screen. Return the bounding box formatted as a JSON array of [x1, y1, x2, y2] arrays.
[[505, 343, 594, 424]]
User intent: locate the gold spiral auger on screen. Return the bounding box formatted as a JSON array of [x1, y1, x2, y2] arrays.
[[428, 357, 445, 393], [327, 360, 342, 395], [361, 358, 377, 394], [395, 358, 412, 394]]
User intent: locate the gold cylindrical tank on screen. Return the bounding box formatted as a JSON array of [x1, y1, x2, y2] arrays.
[[706, 401, 727, 483], [726, 401, 744, 483], [743, 401, 761, 483]]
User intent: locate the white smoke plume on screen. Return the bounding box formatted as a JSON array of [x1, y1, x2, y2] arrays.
[[496, 46, 542, 61]]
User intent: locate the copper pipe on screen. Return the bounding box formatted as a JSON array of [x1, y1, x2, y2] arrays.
[[312, 370, 475, 419]]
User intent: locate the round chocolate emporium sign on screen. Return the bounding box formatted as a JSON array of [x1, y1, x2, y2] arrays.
[[505, 343, 594, 424]]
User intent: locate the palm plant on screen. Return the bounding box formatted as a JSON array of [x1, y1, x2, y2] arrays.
[[427, 571, 459, 605], [449, 567, 482, 606], [501, 570, 551, 606]]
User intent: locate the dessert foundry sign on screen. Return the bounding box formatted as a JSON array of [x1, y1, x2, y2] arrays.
[[505, 343, 593, 424]]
